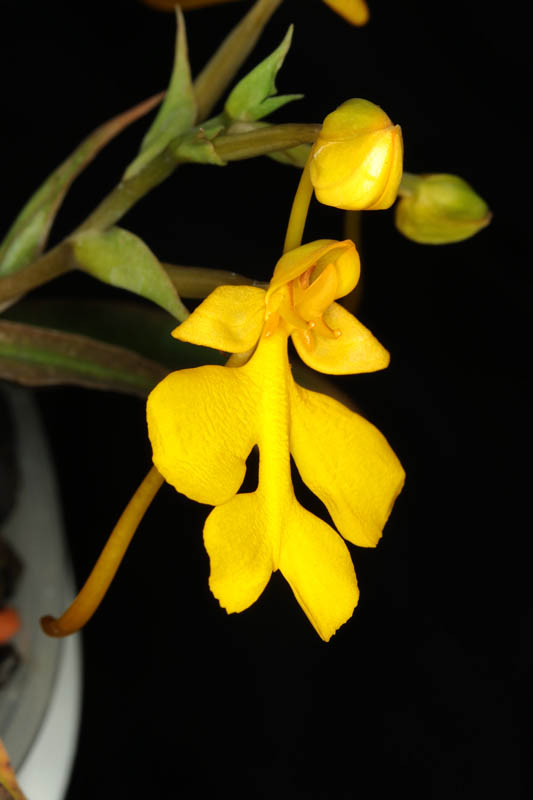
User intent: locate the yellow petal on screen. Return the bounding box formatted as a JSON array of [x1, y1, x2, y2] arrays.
[[330, 245, 361, 298], [290, 383, 405, 548], [310, 99, 403, 211], [141, 0, 241, 9], [279, 500, 359, 642], [292, 301, 390, 375], [267, 240, 356, 298], [312, 130, 398, 210], [172, 285, 266, 352], [367, 124, 403, 210], [146, 365, 257, 505], [204, 491, 274, 613], [321, 0, 370, 26], [319, 98, 392, 142], [295, 262, 338, 320]]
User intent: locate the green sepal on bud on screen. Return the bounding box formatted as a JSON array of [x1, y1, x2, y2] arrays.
[[171, 125, 226, 166], [395, 173, 491, 245], [224, 26, 303, 123]]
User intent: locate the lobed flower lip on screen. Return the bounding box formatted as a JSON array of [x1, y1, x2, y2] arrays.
[[147, 322, 404, 641]]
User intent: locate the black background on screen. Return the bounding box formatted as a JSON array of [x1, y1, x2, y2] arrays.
[[2, 1, 530, 797]]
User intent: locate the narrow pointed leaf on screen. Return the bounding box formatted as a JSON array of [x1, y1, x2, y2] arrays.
[[225, 26, 302, 122], [0, 320, 168, 396], [72, 227, 189, 320], [1, 302, 351, 404], [125, 8, 196, 179], [0, 92, 164, 277], [3, 298, 226, 370], [0, 739, 28, 800]]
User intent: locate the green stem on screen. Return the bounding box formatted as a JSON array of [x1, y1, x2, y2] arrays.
[[77, 147, 180, 233], [0, 125, 321, 305], [164, 264, 267, 297], [0, 241, 75, 304], [81, 124, 320, 231], [214, 123, 321, 161]]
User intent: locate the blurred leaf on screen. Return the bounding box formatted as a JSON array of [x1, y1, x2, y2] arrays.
[[0, 319, 168, 396], [1, 300, 354, 406], [224, 26, 302, 122], [124, 8, 196, 179], [0, 93, 164, 277], [3, 298, 225, 371], [0, 739, 27, 800], [72, 227, 189, 321]]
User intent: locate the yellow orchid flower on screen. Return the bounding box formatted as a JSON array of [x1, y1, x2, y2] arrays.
[[41, 239, 403, 643], [41, 94, 403, 643], [146, 239, 404, 641], [141, 0, 370, 27]]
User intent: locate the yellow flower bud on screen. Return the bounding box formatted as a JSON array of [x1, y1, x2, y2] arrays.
[[395, 173, 491, 244], [310, 98, 403, 211], [140, 0, 240, 10], [321, 0, 370, 26]]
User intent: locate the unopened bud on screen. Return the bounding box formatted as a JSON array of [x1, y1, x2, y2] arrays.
[[310, 98, 403, 211], [321, 0, 370, 26], [395, 173, 491, 244]]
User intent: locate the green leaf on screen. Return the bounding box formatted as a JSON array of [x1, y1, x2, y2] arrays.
[[0, 319, 167, 397], [72, 227, 189, 321], [124, 8, 196, 179], [3, 298, 225, 372], [224, 26, 303, 122], [0, 92, 164, 277], [0, 739, 27, 800]]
